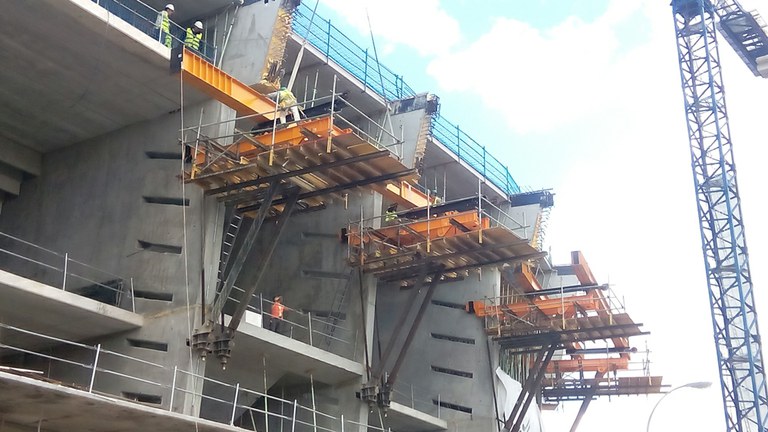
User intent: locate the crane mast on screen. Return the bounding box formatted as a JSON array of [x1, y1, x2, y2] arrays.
[[671, 0, 768, 430]]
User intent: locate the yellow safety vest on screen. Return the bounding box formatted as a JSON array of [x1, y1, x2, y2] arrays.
[[384, 210, 397, 222], [185, 28, 202, 50], [278, 89, 297, 108], [159, 11, 170, 32]]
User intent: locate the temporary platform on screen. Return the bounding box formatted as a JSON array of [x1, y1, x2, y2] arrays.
[[346, 196, 544, 282]]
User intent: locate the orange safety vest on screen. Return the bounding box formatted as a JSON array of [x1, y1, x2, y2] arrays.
[[271, 302, 285, 319]]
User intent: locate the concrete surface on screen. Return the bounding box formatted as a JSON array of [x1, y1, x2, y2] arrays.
[[757, 54, 768, 78], [0, 371, 242, 432], [0, 0, 206, 152], [232, 320, 364, 385], [0, 269, 143, 349], [386, 401, 448, 432]]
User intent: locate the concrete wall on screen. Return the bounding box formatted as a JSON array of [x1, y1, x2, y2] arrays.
[[375, 268, 501, 432], [217, 1, 281, 84]]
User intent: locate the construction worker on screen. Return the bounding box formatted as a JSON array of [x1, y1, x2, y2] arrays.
[[267, 87, 301, 124], [155, 4, 175, 48], [185, 21, 204, 51], [384, 203, 398, 224], [269, 295, 286, 333]]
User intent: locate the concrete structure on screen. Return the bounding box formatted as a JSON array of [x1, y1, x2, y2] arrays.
[[0, 1, 655, 432]]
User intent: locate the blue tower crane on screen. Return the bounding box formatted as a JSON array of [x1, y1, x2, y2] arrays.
[[671, 0, 768, 430]]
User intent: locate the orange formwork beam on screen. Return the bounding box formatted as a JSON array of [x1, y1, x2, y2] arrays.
[[471, 290, 602, 318], [181, 48, 276, 122], [350, 210, 490, 247], [193, 116, 340, 165], [383, 182, 434, 209], [546, 357, 629, 374], [514, 262, 542, 292]]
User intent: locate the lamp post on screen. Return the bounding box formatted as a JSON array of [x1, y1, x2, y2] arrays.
[[646, 381, 712, 432]]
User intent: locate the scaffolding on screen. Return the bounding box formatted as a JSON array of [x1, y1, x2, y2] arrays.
[[346, 195, 544, 282]]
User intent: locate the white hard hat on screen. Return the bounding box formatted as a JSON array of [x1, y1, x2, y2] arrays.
[[194, 21, 203, 30], [165, 4, 175, 11]]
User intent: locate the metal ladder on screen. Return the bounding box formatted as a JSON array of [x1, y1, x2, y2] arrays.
[[324, 270, 354, 348], [216, 207, 244, 297]]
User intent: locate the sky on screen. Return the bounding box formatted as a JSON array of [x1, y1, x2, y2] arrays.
[[307, 0, 768, 430]]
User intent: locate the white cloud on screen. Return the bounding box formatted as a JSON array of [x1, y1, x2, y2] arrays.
[[318, 0, 461, 56], [426, 1, 656, 134]]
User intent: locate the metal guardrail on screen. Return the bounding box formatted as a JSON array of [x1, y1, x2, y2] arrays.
[[91, 0, 217, 62], [0, 231, 135, 312], [391, 381, 442, 419], [0, 322, 391, 432], [430, 117, 521, 195], [291, 2, 521, 197], [227, 287, 359, 361]]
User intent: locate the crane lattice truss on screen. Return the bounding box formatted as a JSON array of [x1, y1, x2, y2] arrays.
[[671, 0, 768, 430]]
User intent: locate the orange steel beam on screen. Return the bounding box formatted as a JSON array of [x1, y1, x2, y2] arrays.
[[383, 182, 434, 209], [350, 210, 489, 247], [193, 116, 341, 164], [514, 262, 542, 293], [471, 291, 602, 318], [181, 47, 276, 122], [570, 251, 597, 286], [546, 357, 629, 373]]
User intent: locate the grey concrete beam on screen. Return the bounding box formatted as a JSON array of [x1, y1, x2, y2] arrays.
[[0, 371, 243, 432], [387, 401, 448, 432], [0, 163, 22, 196], [757, 54, 768, 78], [0, 270, 143, 349], [231, 320, 364, 385], [0, 138, 41, 176]]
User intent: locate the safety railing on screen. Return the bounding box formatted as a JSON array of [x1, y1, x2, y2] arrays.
[[227, 286, 358, 361], [0, 231, 135, 312], [292, 5, 415, 101], [183, 93, 405, 178], [430, 116, 521, 195], [346, 195, 529, 262], [474, 286, 627, 334], [0, 322, 390, 432], [91, 0, 217, 62], [390, 381, 443, 419], [291, 2, 521, 197]]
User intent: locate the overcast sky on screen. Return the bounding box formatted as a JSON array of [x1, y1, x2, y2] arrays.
[[310, 0, 768, 429]]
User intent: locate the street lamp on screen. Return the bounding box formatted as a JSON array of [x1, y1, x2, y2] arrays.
[[646, 381, 712, 432]]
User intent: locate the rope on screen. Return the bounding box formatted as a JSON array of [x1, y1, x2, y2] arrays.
[[179, 54, 200, 432]]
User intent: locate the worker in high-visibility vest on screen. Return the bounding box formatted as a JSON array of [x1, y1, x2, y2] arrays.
[[384, 203, 398, 224], [268, 296, 286, 333], [155, 4, 175, 48], [267, 87, 301, 124], [184, 21, 204, 51]]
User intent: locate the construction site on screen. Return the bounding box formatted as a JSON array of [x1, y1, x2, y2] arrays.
[[0, 0, 766, 431]]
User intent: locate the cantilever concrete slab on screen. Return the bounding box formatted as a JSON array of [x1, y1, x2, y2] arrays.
[[0, 371, 240, 432], [385, 402, 447, 432], [228, 320, 364, 386], [0, 0, 206, 152], [0, 270, 143, 349], [758, 54, 768, 78]]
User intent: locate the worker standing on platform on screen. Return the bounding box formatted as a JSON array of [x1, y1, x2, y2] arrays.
[[384, 203, 398, 224], [267, 87, 301, 124], [184, 21, 204, 52], [155, 4, 175, 48], [269, 295, 286, 333]]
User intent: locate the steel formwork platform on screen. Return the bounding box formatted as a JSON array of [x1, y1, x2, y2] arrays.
[[185, 115, 417, 217], [542, 376, 665, 402], [347, 200, 543, 282], [494, 313, 646, 349]]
